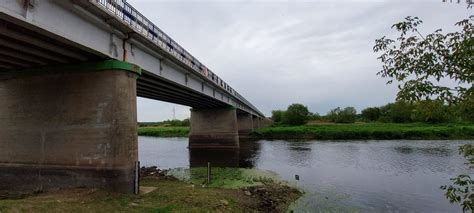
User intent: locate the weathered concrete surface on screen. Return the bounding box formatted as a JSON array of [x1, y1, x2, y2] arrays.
[[237, 113, 254, 135], [189, 108, 239, 149], [252, 116, 261, 129], [0, 69, 138, 194], [261, 118, 273, 128]]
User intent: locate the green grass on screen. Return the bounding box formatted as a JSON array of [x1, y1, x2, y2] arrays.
[[0, 180, 241, 212], [138, 127, 189, 137], [0, 170, 300, 213], [251, 123, 474, 140]]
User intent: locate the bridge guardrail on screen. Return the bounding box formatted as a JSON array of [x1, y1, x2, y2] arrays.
[[89, 0, 262, 116]]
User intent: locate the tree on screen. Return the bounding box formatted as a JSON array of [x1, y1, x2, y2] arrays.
[[283, 104, 310, 126], [379, 102, 414, 123], [374, 17, 473, 103], [457, 95, 474, 122], [440, 144, 474, 212], [326, 107, 357, 123], [336, 107, 357, 123], [361, 107, 381, 122], [327, 107, 342, 122], [411, 100, 454, 123], [271, 110, 285, 123], [308, 112, 321, 121], [375, 9, 474, 210]]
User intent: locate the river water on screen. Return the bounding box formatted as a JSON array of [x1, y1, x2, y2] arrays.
[[139, 136, 473, 212]]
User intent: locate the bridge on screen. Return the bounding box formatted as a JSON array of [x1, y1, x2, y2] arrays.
[[0, 0, 270, 194]]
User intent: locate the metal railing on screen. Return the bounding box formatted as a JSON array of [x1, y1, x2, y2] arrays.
[[89, 0, 262, 115]]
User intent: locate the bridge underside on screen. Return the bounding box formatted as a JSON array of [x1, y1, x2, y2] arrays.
[[0, 1, 271, 195]]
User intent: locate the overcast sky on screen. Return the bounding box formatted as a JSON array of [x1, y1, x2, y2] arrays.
[[129, 0, 471, 122]]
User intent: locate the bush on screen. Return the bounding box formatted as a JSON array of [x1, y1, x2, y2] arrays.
[[361, 107, 381, 122], [271, 110, 285, 123], [379, 101, 414, 123], [308, 112, 321, 121], [411, 100, 454, 123], [327, 107, 341, 122], [283, 104, 310, 126], [458, 96, 474, 123], [327, 107, 357, 123]]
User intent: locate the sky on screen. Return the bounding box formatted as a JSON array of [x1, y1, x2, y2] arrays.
[[128, 0, 472, 122]]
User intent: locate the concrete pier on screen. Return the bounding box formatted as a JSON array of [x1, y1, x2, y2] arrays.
[[252, 116, 261, 129], [237, 113, 254, 135], [0, 61, 140, 194], [189, 108, 239, 149]]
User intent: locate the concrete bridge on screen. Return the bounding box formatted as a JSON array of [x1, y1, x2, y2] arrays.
[[0, 0, 270, 194]]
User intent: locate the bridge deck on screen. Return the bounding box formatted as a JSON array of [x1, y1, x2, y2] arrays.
[[0, 0, 264, 117]]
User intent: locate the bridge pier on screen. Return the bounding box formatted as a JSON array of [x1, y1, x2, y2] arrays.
[[189, 107, 239, 149], [252, 115, 261, 129], [237, 113, 254, 135], [0, 61, 140, 195]]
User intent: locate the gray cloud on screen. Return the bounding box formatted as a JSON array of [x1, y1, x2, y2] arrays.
[[131, 0, 472, 121]]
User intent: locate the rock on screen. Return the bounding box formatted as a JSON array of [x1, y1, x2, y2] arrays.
[[220, 199, 229, 205], [244, 191, 252, 196]]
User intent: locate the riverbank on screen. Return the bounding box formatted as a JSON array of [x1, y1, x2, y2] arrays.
[[252, 123, 474, 140], [137, 123, 474, 140], [0, 167, 301, 212], [138, 126, 189, 137]]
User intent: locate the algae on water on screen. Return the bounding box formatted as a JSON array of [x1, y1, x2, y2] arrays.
[[166, 167, 290, 189]]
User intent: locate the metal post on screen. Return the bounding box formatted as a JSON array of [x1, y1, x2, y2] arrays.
[[207, 162, 211, 184]]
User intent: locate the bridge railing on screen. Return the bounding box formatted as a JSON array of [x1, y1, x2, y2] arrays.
[[89, 0, 260, 114]]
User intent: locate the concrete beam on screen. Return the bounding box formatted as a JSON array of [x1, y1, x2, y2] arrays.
[[0, 61, 140, 195], [189, 108, 239, 149]]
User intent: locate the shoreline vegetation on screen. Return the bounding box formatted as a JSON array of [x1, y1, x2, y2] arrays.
[[137, 123, 474, 140], [138, 126, 189, 137], [0, 167, 301, 212]]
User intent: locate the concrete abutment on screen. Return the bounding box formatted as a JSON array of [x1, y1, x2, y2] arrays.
[[0, 61, 140, 195]]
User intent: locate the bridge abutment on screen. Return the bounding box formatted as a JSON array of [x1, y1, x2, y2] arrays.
[[0, 61, 140, 195], [189, 108, 239, 149]]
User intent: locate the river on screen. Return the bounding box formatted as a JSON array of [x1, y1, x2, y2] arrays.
[[139, 136, 473, 212]]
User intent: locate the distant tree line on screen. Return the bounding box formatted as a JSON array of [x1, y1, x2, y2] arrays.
[[138, 118, 190, 127], [272, 98, 473, 126]]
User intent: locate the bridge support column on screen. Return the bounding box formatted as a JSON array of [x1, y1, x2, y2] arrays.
[[0, 61, 140, 195], [261, 118, 273, 128], [237, 113, 254, 136], [252, 116, 261, 129], [189, 108, 239, 149]]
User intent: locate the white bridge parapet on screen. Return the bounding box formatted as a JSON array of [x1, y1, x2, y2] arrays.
[[0, 0, 264, 117]]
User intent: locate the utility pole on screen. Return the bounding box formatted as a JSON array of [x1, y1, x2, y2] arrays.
[[172, 106, 176, 120]]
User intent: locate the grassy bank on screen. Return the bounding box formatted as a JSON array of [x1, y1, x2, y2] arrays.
[[138, 127, 189, 137], [0, 168, 301, 212], [251, 123, 474, 140]]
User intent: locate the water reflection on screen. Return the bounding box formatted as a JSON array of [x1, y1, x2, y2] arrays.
[[189, 139, 261, 168], [139, 137, 473, 212], [394, 144, 452, 156]]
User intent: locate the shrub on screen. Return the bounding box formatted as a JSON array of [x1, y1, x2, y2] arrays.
[[283, 104, 310, 126], [458, 95, 474, 123], [379, 102, 414, 123], [271, 110, 285, 123], [361, 107, 381, 122], [327, 107, 357, 123], [411, 100, 453, 123]]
